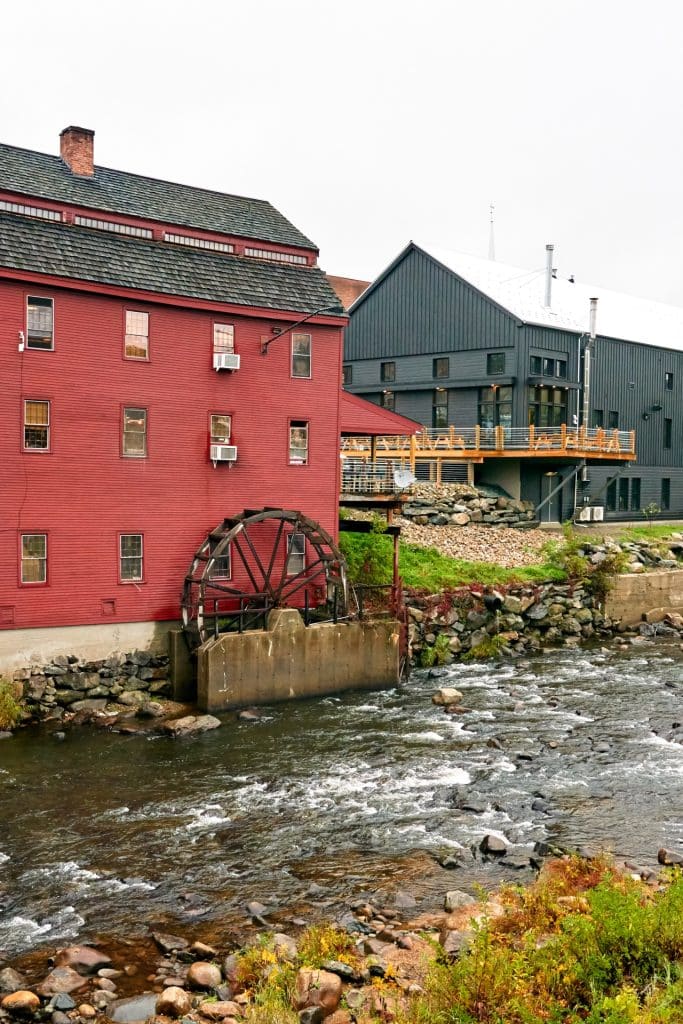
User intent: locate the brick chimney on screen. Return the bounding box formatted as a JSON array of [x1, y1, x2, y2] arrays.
[[59, 126, 95, 176]]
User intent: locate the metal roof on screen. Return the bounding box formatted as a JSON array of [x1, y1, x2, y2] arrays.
[[340, 390, 420, 435], [417, 243, 683, 353]]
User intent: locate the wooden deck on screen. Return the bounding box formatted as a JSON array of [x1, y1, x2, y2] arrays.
[[341, 424, 636, 469]]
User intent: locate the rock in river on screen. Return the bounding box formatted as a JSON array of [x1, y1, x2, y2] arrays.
[[1, 991, 41, 1015], [163, 715, 221, 737], [187, 961, 222, 990], [155, 987, 193, 1018]]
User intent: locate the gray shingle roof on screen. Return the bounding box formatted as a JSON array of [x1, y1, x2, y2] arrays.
[[0, 213, 343, 315], [0, 142, 317, 250]]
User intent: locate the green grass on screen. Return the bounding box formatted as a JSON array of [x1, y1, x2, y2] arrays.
[[339, 530, 565, 591], [399, 542, 564, 590], [0, 679, 22, 731], [616, 524, 682, 543]]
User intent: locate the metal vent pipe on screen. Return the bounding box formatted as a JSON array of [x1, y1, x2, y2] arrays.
[[582, 297, 599, 428], [544, 244, 554, 307]]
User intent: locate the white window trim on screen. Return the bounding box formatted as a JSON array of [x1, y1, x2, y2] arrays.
[[23, 399, 50, 451], [21, 533, 47, 584], [124, 310, 150, 360], [122, 407, 148, 458], [120, 534, 144, 582], [289, 421, 309, 464], [286, 532, 306, 575]]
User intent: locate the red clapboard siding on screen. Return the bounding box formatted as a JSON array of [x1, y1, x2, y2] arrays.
[[0, 279, 344, 630]]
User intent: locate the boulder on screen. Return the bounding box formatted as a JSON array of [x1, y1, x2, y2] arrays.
[[479, 834, 509, 855], [187, 961, 222, 990], [432, 687, 464, 706], [152, 931, 189, 953], [54, 945, 112, 975], [163, 715, 221, 737], [36, 967, 88, 996], [444, 890, 476, 912], [1, 991, 41, 1014], [155, 987, 193, 1018], [198, 1000, 242, 1020], [658, 847, 683, 866], [0, 969, 26, 994], [294, 969, 342, 1017]]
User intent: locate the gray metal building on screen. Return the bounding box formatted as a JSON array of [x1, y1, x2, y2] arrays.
[[342, 242, 683, 521]]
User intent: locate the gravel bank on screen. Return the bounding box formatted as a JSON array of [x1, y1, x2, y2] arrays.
[[397, 519, 551, 567]]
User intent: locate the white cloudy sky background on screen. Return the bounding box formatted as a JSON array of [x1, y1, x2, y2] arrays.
[[2, 0, 683, 305]]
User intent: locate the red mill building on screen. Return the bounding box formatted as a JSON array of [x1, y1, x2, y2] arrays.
[[0, 126, 365, 673]]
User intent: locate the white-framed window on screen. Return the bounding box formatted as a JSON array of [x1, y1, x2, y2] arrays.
[[286, 532, 306, 575], [120, 534, 143, 581], [289, 421, 309, 464], [21, 534, 47, 584], [124, 311, 149, 359], [213, 324, 235, 354], [291, 333, 312, 378], [244, 247, 307, 265], [210, 413, 231, 444], [122, 407, 147, 457], [27, 296, 54, 350], [23, 400, 50, 450], [209, 544, 232, 580]]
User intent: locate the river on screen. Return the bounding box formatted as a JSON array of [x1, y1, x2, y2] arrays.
[[1, 641, 682, 963]]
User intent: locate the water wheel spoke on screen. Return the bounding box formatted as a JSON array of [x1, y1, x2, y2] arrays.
[[231, 533, 261, 594], [240, 521, 273, 593]]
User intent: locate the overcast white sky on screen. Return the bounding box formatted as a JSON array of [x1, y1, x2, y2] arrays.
[[3, 0, 683, 304]]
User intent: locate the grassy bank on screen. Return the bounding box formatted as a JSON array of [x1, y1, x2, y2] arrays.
[[339, 529, 564, 591], [229, 858, 683, 1024]]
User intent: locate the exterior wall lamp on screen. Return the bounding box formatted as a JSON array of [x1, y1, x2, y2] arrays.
[[260, 304, 340, 354]]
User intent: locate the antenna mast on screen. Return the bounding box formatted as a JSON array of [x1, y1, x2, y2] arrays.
[[488, 203, 496, 261]]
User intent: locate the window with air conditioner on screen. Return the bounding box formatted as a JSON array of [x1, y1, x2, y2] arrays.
[[209, 414, 237, 461], [213, 323, 240, 370]]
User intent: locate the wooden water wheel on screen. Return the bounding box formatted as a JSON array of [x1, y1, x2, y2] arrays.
[[181, 508, 348, 649]]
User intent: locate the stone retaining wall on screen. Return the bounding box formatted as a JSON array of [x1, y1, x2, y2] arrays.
[[407, 581, 613, 664], [11, 650, 171, 722]]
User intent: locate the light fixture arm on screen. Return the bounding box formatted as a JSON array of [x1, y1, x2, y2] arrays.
[[260, 304, 340, 354]]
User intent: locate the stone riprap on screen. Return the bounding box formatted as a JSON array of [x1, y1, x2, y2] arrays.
[[407, 578, 683, 665], [11, 651, 171, 722], [400, 483, 537, 529]]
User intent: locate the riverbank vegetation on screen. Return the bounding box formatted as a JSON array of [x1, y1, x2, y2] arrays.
[[226, 859, 683, 1024], [0, 678, 21, 730]]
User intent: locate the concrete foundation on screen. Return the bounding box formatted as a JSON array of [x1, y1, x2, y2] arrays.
[[0, 619, 178, 675], [605, 569, 683, 626], [197, 608, 401, 711]]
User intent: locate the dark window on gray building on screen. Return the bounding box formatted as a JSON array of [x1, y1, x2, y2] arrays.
[[530, 356, 542, 374], [594, 409, 604, 428], [630, 478, 641, 510], [381, 390, 395, 411], [432, 389, 448, 428], [342, 364, 352, 385], [380, 361, 395, 382], [618, 478, 629, 511], [664, 418, 672, 448], [665, 372, 674, 390], [661, 478, 671, 510], [487, 352, 505, 375], [606, 480, 617, 511], [479, 386, 511, 429], [528, 386, 566, 428], [608, 411, 619, 429], [557, 359, 567, 379], [433, 357, 449, 379]]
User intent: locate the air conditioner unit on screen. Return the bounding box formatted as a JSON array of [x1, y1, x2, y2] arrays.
[[210, 444, 238, 462], [213, 352, 241, 371], [576, 507, 592, 522], [591, 505, 604, 522]]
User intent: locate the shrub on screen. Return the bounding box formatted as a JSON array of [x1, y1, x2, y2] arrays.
[[420, 632, 451, 668], [0, 678, 22, 730], [462, 633, 507, 662]]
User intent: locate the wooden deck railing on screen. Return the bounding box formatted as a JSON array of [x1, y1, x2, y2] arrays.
[[341, 425, 636, 470]]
